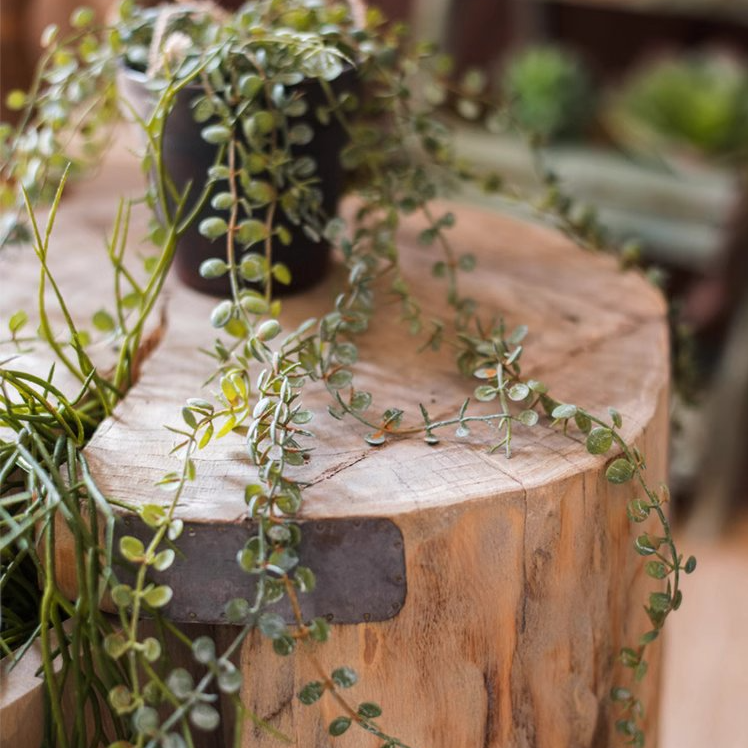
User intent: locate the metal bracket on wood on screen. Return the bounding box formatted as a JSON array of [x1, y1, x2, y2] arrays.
[[115, 516, 407, 625]]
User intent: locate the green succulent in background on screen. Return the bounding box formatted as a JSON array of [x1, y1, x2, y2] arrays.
[[607, 53, 748, 161], [501, 45, 594, 142]]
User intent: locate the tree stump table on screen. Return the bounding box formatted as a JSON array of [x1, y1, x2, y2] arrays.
[[0, 139, 669, 748]]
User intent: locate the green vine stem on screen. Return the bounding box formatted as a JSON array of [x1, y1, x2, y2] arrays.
[[317, 320, 691, 746]]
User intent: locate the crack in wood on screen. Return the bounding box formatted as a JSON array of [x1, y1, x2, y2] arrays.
[[306, 450, 370, 487], [523, 315, 660, 384]]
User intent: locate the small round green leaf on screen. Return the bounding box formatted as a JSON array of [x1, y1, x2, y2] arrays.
[[649, 591, 671, 612], [327, 369, 352, 389], [142, 637, 162, 662], [152, 548, 175, 571], [239, 74, 263, 98], [251, 111, 275, 134], [192, 636, 216, 664], [606, 458, 635, 484], [211, 192, 233, 210], [289, 123, 314, 145], [292, 409, 313, 425], [508, 383, 530, 402], [272, 263, 292, 285], [217, 666, 243, 694], [6, 90, 26, 111], [166, 668, 194, 699], [551, 403, 577, 420], [299, 680, 324, 705], [199, 258, 229, 279], [239, 254, 265, 282], [236, 219, 267, 245], [645, 561, 668, 579], [108, 685, 132, 713], [92, 309, 115, 332], [331, 667, 357, 689], [104, 632, 129, 659], [70, 7, 94, 28], [609, 407, 623, 428], [528, 379, 548, 394], [611, 687, 632, 702], [200, 125, 231, 144], [273, 634, 295, 656], [474, 385, 497, 402], [258, 612, 287, 640], [210, 300, 233, 329], [190, 703, 220, 732], [119, 535, 144, 562], [162, 734, 188, 748], [350, 390, 372, 412], [111, 584, 132, 607], [143, 585, 173, 608], [237, 546, 256, 573], [198, 217, 228, 240], [508, 324, 529, 344], [133, 705, 159, 734], [8, 310, 28, 334], [574, 411, 592, 434], [246, 180, 275, 204], [308, 617, 330, 642], [141, 504, 166, 528], [586, 427, 613, 455], [517, 409, 539, 427], [458, 253, 476, 271], [328, 716, 352, 736], [240, 293, 269, 314], [626, 499, 650, 523], [268, 547, 298, 573], [40, 24, 59, 48], [357, 702, 382, 718], [634, 534, 658, 556], [225, 597, 250, 623], [295, 566, 316, 593], [192, 97, 215, 123], [168, 518, 184, 541]]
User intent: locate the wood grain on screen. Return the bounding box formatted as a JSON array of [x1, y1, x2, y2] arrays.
[[0, 128, 670, 747], [0, 640, 46, 748]]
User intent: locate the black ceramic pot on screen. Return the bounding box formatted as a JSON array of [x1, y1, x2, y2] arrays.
[[119, 66, 353, 296]]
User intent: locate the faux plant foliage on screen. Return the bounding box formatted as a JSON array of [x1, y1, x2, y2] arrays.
[[0, 2, 693, 748]]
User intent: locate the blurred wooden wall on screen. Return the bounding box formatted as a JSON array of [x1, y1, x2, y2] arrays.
[[0, 0, 115, 121], [0, 0, 33, 122]]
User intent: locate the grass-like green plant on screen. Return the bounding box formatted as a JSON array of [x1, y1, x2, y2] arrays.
[[0, 3, 692, 748]]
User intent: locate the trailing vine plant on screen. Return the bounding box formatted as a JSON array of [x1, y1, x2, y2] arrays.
[[0, 2, 695, 748]]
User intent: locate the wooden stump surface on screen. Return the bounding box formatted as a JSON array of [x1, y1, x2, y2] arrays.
[[0, 129, 670, 748]]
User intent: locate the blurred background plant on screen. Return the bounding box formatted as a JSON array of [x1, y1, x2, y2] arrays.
[[605, 52, 748, 162], [501, 45, 594, 142]]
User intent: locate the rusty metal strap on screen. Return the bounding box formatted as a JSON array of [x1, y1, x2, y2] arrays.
[[115, 516, 407, 625]]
